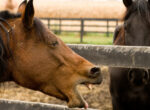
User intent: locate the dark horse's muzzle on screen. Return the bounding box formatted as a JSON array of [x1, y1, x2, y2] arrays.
[[128, 68, 149, 86]]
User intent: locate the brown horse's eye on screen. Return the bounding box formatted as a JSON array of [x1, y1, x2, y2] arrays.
[[49, 41, 59, 47]]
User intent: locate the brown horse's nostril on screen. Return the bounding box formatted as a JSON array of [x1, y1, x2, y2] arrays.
[[88, 67, 102, 84], [90, 67, 100, 76], [91, 67, 100, 73]]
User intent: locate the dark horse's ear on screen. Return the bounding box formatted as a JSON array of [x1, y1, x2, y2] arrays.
[[22, 0, 34, 29], [123, 0, 132, 8], [149, 0, 150, 5], [17, 0, 27, 14]]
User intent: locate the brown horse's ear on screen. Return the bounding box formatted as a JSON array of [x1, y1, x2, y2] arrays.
[[17, 0, 27, 14], [22, 0, 34, 29], [123, 0, 132, 8]]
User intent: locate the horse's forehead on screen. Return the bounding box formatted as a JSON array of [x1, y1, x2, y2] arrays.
[[33, 18, 48, 35], [124, 0, 150, 21]]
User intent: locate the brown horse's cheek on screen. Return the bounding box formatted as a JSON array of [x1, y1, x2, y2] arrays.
[[40, 83, 67, 100]]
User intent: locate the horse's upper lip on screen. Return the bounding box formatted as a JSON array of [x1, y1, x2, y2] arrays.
[[81, 79, 102, 90], [81, 76, 103, 86]]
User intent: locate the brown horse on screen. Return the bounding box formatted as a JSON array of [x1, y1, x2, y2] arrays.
[[110, 0, 150, 110], [0, 0, 102, 108]]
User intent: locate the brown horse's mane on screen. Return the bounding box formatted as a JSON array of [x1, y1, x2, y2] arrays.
[[0, 10, 20, 78], [123, 0, 150, 22], [0, 10, 50, 79], [0, 10, 56, 79], [0, 11, 21, 20]]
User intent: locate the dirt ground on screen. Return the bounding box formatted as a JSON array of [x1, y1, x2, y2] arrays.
[[0, 67, 112, 110]]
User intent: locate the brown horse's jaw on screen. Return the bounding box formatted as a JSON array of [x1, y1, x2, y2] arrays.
[[63, 69, 102, 108], [67, 82, 100, 108], [67, 86, 88, 109]]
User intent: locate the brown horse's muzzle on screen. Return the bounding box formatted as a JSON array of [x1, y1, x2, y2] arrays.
[[82, 67, 102, 85]]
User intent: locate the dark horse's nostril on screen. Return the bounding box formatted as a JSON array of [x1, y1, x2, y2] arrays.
[[90, 67, 100, 74], [143, 70, 149, 80]]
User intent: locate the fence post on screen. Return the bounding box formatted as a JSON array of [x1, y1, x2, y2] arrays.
[[116, 19, 118, 26], [80, 19, 84, 43], [106, 19, 109, 37], [59, 19, 62, 34], [48, 19, 50, 29]]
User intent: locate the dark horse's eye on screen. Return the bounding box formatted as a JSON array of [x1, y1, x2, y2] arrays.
[[124, 22, 128, 30]]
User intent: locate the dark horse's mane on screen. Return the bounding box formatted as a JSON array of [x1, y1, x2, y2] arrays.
[[0, 11, 20, 78], [124, 0, 150, 23]]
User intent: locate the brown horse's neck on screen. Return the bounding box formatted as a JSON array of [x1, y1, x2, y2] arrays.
[[0, 72, 12, 83], [0, 20, 14, 83]]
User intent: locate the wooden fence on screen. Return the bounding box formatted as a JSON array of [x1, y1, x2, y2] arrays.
[[68, 44, 150, 68], [0, 99, 97, 110], [40, 18, 120, 42]]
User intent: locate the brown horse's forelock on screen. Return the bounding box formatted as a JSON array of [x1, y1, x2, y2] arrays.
[[0, 11, 21, 78], [124, 0, 150, 23], [33, 18, 49, 42]]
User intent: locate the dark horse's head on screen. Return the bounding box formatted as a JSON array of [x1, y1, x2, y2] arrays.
[[113, 0, 150, 84], [0, 0, 102, 108], [123, 0, 150, 84], [110, 1, 150, 109], [123, 0, 150, 46]]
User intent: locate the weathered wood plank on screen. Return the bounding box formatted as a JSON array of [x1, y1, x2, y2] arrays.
[[68, 44, 150, 68], [0, 99, 97, 110]]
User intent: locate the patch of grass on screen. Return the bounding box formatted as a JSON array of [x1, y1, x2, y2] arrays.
[[57, 32, 113, 45]]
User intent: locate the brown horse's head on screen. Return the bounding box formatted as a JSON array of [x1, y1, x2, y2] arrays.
[[0, 0, 102, 108]]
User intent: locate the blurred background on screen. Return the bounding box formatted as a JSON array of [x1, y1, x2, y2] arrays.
[[0, 0, 125, 45]]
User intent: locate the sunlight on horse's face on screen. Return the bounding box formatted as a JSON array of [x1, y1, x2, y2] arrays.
[[7, 0, 102, 108]]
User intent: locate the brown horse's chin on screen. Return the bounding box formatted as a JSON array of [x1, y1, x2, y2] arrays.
[[66, 78, 102, 108]]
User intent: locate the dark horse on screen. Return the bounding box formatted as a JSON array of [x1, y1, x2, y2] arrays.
[[109, 0, 150, 110], [0, 0, 102, 108]]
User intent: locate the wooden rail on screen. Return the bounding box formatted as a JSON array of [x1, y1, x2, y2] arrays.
[[0, 99, 98, 110], [68, 44, 150, 69]]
